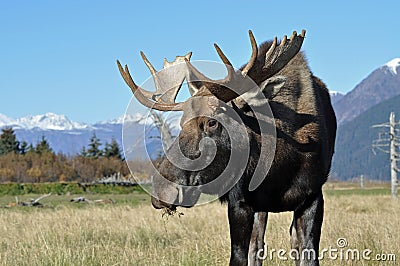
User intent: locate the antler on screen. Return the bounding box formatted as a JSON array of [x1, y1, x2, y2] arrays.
[[241, 30, 258, 76], [118, 30, 306, 108], [185, 30, 306, 103], [184, 39, 242, 102], [260, 30, 306, 80], [117, 52, 192, 111]]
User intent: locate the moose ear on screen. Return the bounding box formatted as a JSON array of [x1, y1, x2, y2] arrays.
[[259, 76, 286, 99]]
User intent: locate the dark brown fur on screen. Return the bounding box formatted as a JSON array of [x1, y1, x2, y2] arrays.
[[152, 40, 337, 266]]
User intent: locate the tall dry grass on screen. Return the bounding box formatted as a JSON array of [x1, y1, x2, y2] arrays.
[[0, 193, 398, 265]]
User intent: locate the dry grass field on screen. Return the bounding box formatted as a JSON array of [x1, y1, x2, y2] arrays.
[[0, 184, 399, 265]]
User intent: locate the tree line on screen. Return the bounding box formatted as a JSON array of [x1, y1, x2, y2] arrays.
[[0, 127, 147, 183]]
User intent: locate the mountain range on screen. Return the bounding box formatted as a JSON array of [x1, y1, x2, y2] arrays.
[[1, 58, 400, 181], [334, 58, 400, 125], [328, 91, 344, 104], [0, 112, 180, 160], [331, 58, 400, 180], [331, 95, 400, 180], [0, 113, 145, 157]]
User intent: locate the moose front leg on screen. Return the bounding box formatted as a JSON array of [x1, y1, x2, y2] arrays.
[[228, 201, 255, 266], [291, 191, 324, 266], [248, 212, 268, 266]]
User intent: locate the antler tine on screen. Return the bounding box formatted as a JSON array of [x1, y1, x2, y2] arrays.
[[185, 30, 258, 102], [184, 57, 240, 102], [117, 60, 154, 106], [140, 51, 163, 100], [280, 35, 287, 47], [241, 30, 258, 76], [184, 57, 214, 83], [265, 37, 277, 63], [187, 42, 235, 83], [214, 43, 232, 67], [117, 60, 139, 94], [116, 60, 184, 111], [261, 30, 306, 81], [213, 43, 234, 81], [290, 31, 297, 41], [140, 51, 157, 77], [116, 60, 154, 99]]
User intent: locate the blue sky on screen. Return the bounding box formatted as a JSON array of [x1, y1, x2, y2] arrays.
[[0, 1, 399, 123]]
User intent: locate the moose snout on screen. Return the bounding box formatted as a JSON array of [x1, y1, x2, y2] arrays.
[[151, 196, 177, 210], [151, 181, 183, 210], [151, 182, 202, 209]]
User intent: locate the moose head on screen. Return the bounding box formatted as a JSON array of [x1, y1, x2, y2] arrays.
[[117, 30, 306, 211]]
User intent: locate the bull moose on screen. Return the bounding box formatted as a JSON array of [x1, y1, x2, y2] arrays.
[[117, 30, 336, 266]]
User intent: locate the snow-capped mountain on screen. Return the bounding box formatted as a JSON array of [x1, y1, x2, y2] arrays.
[[0, 112, 180, 158], [0, 113, 116, 155], [0, 114, 16, 127], [0, 112, 160, 131], [98, 113, 148, 125], [382, 58, 400, 75], [19, 113, 90, 130], [329, 91, 344, 104], [333, 58, 400, 125], [0, 113, 90, 131]]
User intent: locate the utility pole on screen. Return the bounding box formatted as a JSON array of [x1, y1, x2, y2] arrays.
[[372, 112, 399, 199], [360, 174, 364, 190], [389, 113, 398, 198]]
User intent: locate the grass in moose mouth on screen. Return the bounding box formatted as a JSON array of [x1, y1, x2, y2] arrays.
[[161, 207, 184, 218]]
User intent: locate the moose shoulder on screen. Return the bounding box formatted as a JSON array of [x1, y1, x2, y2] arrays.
[[117, 30, 336, 266]]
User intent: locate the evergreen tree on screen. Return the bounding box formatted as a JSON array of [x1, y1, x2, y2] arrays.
[[26, 143, 36, 154], [80, 146, 88, 157], [0, 127, 20, 155], [35, 135, 53, 155], [87, 133, 102, 159], [104, 138, 122, 160], [20, 141, 28, 155]]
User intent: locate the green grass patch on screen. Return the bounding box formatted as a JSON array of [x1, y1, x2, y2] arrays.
[[0, 182, 146, 196], [324, 187, 395, 196], [0, 192, 150, 208], [0, 182, 150, 208]]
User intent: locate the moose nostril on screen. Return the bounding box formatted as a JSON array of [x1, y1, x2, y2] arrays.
[[199, 121, 204, 131]]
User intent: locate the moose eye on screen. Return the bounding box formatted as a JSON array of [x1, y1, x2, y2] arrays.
[[207, 119, 218, 128]]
